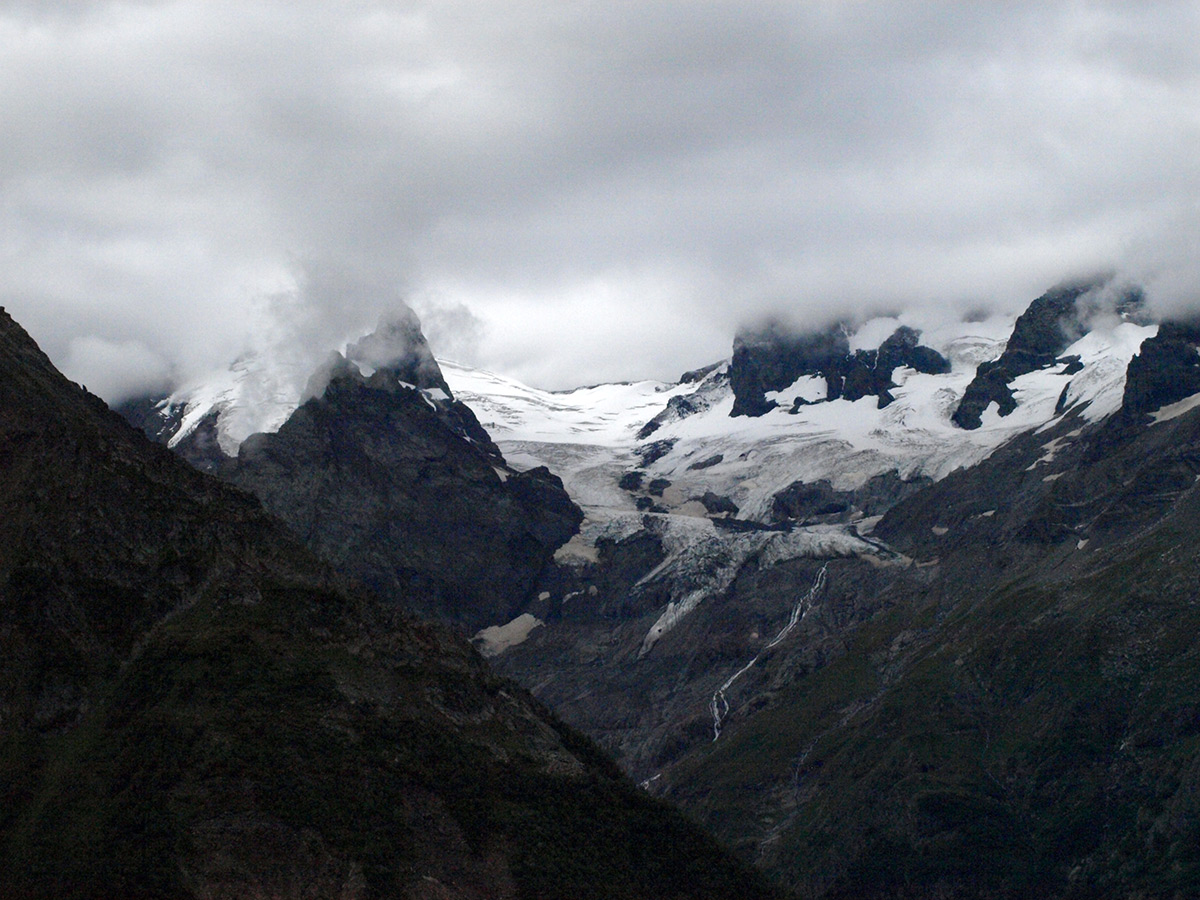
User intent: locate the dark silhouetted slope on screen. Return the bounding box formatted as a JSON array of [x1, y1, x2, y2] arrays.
[[0, 307, 779, 900], [229, 358, 582, 632]]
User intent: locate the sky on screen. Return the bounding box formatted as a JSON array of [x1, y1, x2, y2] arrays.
[[2, 1, 1199, 399]]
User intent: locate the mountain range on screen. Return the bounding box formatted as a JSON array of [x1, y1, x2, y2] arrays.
[[107, 275, 1200, 899]]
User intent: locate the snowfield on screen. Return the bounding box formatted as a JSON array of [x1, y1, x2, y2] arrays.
[[442, 319, 1158, 523]]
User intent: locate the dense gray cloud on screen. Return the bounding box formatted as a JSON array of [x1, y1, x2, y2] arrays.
[[1, 0, 1198, 396]]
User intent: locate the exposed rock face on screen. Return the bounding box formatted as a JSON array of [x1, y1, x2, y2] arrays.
[[345, 306, 451, 394], [1118, 319, 1200, 420], [699, 491, 739, 516], [951, 284, 1087, 428], [872, 325, 952, 404], [639, 366, 729, 438], [115, 393, 184, 444], [119, 313, 582, 633], [117, 397, 229, 473], [729, 321, 849, 417], [230, 360, 583, 631], [729, 321, 949, 417], [0, 306, 779, 900], [769, 470, 930, 525], [951, 280, 1145, 429]]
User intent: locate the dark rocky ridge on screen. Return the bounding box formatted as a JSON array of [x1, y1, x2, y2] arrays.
[[951, 280, 1145, 429], [120, 314, 583, 633], [119, 307, 503, 475], [229, 357, 583, 632], [729, 322, 949, 418], [344, 307, 452, 395], [0, 306, 780, 900]]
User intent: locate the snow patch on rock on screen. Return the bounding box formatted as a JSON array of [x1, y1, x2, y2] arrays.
[[1150, 391, 1200, 425], [473, 613, 544, 657]]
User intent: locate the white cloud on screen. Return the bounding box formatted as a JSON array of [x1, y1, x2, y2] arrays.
[[1, 1, 1199, 398], [61, 335, 171, 403]]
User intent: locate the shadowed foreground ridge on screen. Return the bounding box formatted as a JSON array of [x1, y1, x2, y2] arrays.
[[0, 306, 780, 900]]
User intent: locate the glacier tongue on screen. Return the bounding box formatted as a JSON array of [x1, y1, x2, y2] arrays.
[[635, 523, 874, 657]]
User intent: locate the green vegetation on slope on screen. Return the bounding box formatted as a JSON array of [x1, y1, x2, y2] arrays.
[[667, 517, 1200, 899]]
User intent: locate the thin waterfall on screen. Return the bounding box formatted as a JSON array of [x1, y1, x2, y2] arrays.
[[710, 563, 828, 741]]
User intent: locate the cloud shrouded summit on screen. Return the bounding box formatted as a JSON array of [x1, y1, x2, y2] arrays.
[[2, 1, 1199, 396]]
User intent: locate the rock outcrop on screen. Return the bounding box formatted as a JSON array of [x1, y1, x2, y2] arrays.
[[120, 311, 584, 632], [230, 356, 583, 631], [729, 321, 949, 417], [952, 280, 1145, 429], [1118, 319, 1200, 420], [770, 470, 931, 525], [729, 320, 850, 417]]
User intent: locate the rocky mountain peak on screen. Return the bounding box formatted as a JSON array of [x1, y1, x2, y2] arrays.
[[345, 307, 453, 396], [231, 356, 583, 631], [728, 318, 949, 417], [114, 305, 584, 631], [118, 303, 462, 471], [951, 278, 1145, 429]]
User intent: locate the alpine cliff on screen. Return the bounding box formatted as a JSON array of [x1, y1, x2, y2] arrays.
[[0, 306, 779, 900], [227, 353, 582, 631]]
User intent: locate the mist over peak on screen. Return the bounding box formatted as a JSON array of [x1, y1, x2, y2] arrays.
[[3, 2, 1199, 394]]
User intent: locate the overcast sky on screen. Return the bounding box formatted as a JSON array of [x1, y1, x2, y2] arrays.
[[2, 1, 1199, 398]]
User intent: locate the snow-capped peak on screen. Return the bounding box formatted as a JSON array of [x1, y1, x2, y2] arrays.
[[154, 306, 458, 459]]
